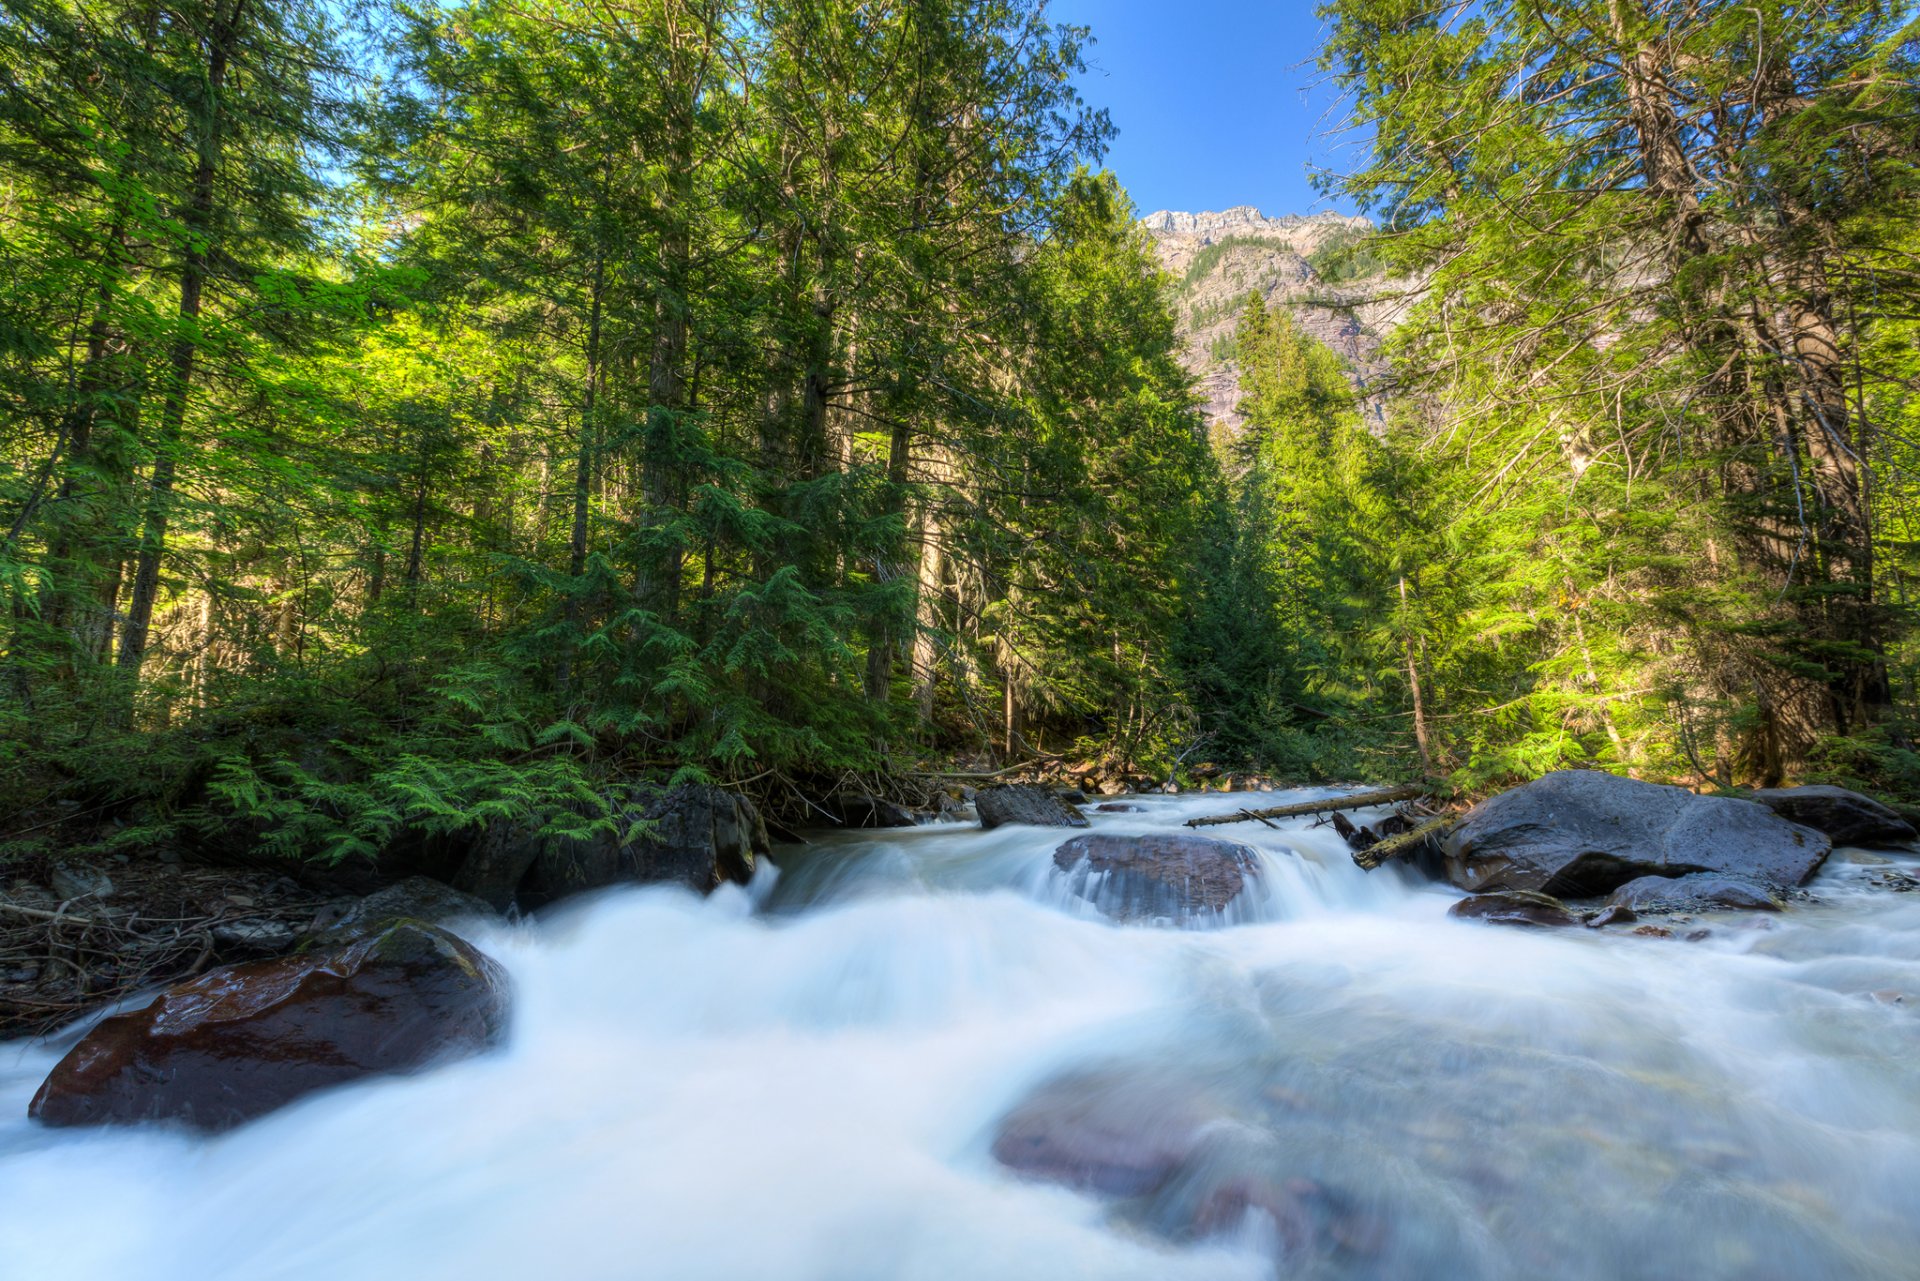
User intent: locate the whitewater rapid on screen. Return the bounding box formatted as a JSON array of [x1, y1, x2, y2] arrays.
[[3, 791, 1920, 1280]]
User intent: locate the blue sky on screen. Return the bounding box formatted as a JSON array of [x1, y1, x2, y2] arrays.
[[1047, 0, 1357, 218]]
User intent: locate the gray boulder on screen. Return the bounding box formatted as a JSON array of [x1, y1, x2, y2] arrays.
[[312, 876, 498, 941], [452, 784, 768, 910], [830, 792, 918, 829], [1746, 785, 1917, 848], [1053, 832, 1262, 925], [976, 784, 1088, 830], [1442, 771, 1829, 897], [1606, 873, 1784, 913]]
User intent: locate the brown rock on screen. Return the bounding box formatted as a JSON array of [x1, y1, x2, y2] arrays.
[[1053, 833, 1262, 924], [992, 1073, 1221, 1196], [29, 922, 508, 1132], [1584, 903, 1636, 928], [1448, 890, 1581, 928]]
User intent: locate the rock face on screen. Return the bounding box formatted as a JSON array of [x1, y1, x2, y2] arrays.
[[1606, 873, 1784, 914], [1447, 890, 1581, 928], [1052, 833, 1262, 924], [29, 922, 508, 1131], [1747, 785, 1917, 848], [975, 784, 1088, 830], [1441, 771, 1830, 897], [1140, 207, 1397, 440], [453, 783, 767, 910]]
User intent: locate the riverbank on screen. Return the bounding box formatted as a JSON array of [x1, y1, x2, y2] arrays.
[[4, 790, 1918, 1280]]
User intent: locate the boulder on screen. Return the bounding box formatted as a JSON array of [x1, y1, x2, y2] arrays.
[[29, 922, 508, 1132], [310, 876, 497, 942], [1447, 890, 1581, 928], [1583, 903, 1636, 928], [830, 792, 918, 829], [1441, 770, 1829, 897], [976, 784, 1088, 830], [49, 862, 114, 902], [1053, 832, 1262, 925], [1095, 802, 1144, 813], [992, 1072, 1225, 1196], [1606, 873, 1784, 914], [453, 784, 768, 910], [1746, 785, 1917, 848]]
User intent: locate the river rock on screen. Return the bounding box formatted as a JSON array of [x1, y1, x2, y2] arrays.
[[453, 783, 767, 910], [976, 784, 1088, 830], [1448, 890, 1581, 928], [29, 922, 508, 1131], [1096, 802, 1144, 813], [992, 1072, 1225, 1196], [1606, 873, 1784, 913], [1053, 832, 1262, 924], [831, 792, 918, 829], [48, 863, 113, 902], [1441, 770, 1829, 896], [1746, 785, 1917, 848], [311, 876, 497, 941]]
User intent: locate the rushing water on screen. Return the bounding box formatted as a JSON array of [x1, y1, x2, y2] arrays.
[[4, 790, 1920, 1281]]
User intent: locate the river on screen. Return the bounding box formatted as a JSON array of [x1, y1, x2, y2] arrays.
[[3, 789, 1919, 1280]]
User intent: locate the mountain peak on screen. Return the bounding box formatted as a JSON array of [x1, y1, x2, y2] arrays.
[[1138, 207, 1363, 238]]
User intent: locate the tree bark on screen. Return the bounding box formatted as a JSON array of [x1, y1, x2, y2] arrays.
[[119, 0, 246, 682]]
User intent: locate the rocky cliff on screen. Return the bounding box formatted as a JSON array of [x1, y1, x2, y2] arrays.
[[1140, 206, 1402, 437]]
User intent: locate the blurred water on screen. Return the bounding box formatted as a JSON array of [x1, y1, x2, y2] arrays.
[[2, 790, 1918, 1280]]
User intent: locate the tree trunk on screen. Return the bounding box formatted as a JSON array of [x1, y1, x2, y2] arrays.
[[119, 0, 246, 682]]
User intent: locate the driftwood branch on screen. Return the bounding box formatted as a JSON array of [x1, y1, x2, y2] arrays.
[[1184, 784, 1428, 828], [1353, 815, 1453, 871]]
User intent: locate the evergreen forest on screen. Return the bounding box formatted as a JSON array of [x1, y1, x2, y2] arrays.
[[4, 0, 1920, 864]]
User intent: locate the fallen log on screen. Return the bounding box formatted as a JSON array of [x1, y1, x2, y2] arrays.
[[1184, 784, 1428, 828], [1352, 815, 1453, 871]]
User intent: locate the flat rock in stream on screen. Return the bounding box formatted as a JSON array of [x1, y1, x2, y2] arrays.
[[1442, 770, 1829, 897], [1449, 890, 1582, 928], [1053, 832, 1262, 925], [1746, 785, 1917, 848], [1606, 873, 1784, 914], [29, 922, 508, 1132], [976, 784, 1088, 830]]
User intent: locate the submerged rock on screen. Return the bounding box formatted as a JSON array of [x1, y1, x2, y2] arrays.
[[975, 784, 1088, 830], [1606, 873, 1784, 914], [1441, 770, 1829, 897], [1746, 785, 1917, 848], [1095, 802, 1144, 813], [992, 1072, 1226, 1196], [1053, 832, 1262, 924], [30, 922, 508, 1132], [1448, 890, 1581, 928]]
